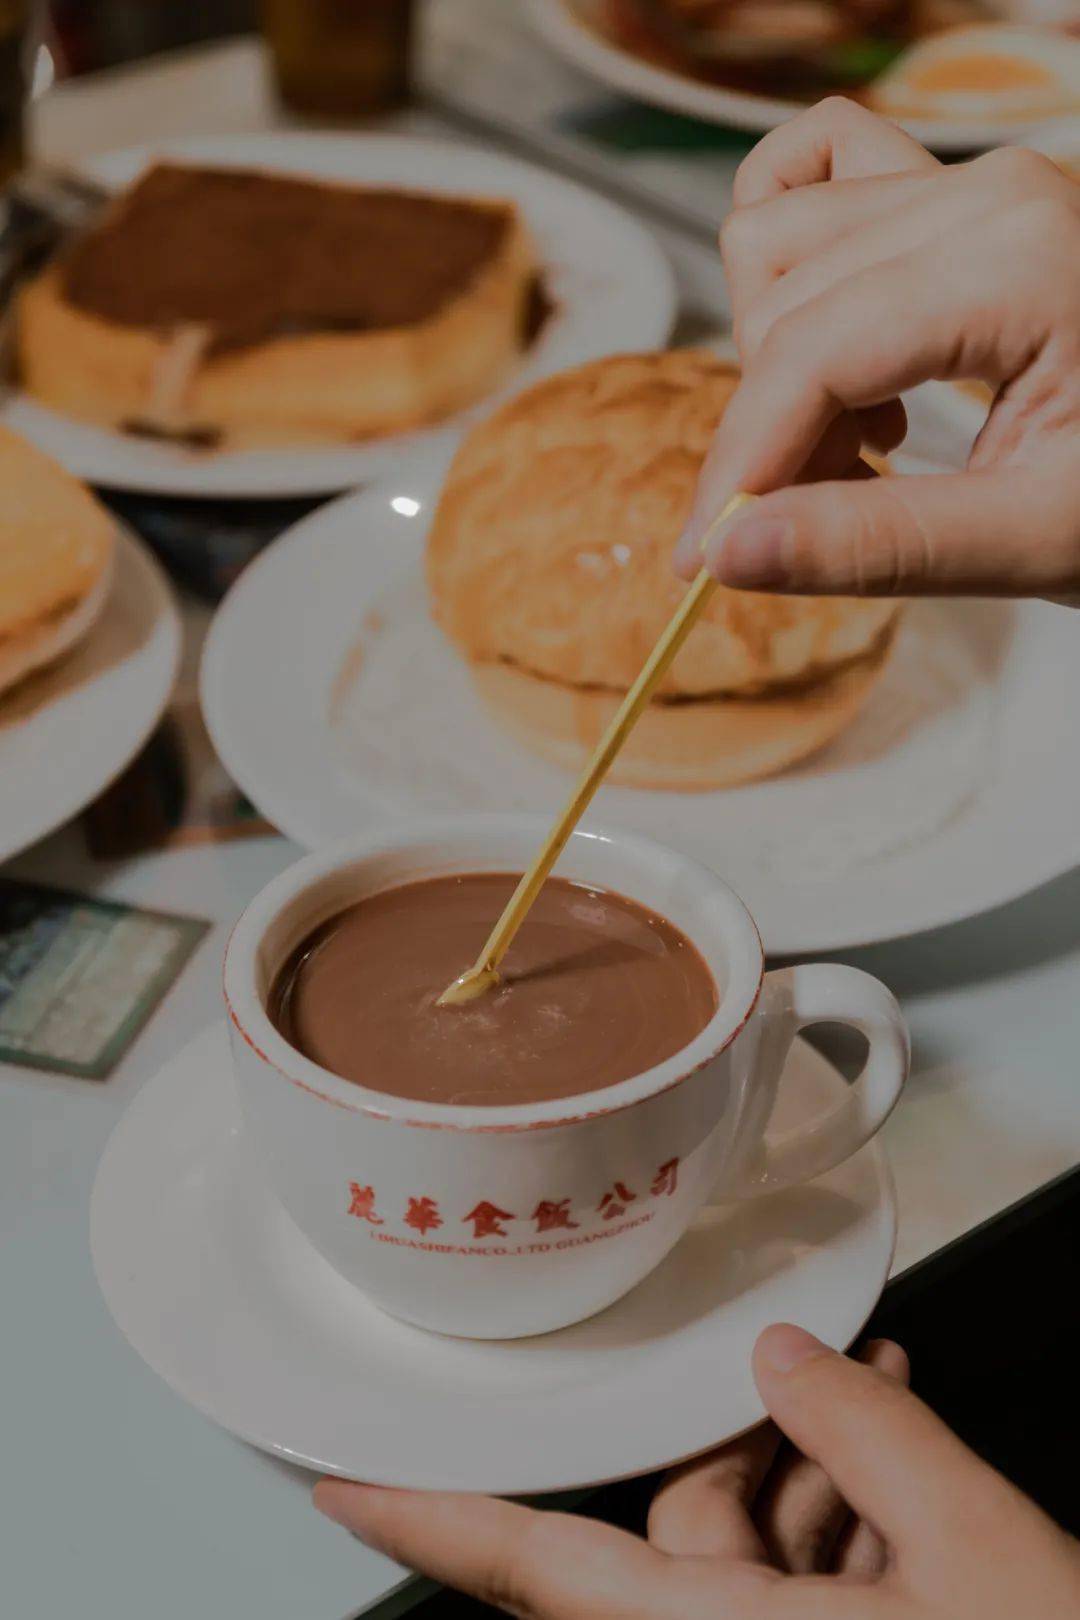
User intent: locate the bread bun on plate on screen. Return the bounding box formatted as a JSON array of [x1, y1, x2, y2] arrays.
[[427, 350, 901, 791], [0, 427, 116, 699]]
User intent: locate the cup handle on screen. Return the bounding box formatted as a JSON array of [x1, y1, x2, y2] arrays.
[[727, 963, 909, 1197]]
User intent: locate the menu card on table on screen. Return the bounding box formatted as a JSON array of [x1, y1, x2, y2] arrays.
[[0, 880, 209, 1079]]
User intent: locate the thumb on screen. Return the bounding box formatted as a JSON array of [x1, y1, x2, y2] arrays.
[[752, 1325, 1019, 1560], [702, 466, 1080, 598]]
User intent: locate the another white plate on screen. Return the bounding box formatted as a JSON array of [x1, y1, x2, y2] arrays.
[[91, 1020, 895, 1493], [201, 460, 1080, 955], [528, 0, 1073, 154], [0, 527, 180, 863], [1010, 114, 1080, 168], [3, 132, 676, 498]]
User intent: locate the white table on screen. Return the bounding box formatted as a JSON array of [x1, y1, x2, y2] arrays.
[[6, 16, 1080, 1620], [10, 828, 1080, 1620]]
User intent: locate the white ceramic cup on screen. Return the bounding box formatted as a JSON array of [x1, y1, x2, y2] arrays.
[[224, 816, 908, 1339]]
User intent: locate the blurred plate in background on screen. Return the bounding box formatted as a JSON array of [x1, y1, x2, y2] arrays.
[[529, 0, 1079, 153], [1007, 112, 1080, 172], [0, 526, 180, 863], [3, 131, 677, 498]]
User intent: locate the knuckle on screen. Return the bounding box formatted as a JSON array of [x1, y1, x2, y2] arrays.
[[793, 479, 925, 596], [724, 1450, 764, 1497], [816, 93, 863, 127], [780, 490, 896, 593], [645, 1494, 671, 1545], [860, 482, 925, 594], [646, 1488, 699, 1550], [973, 145, 1062, 199], [733, 299, 773, 360], [733, 125, 790, 206], [810, 1520, 843, 1571], [732, 97, 862, 205], [784, 520, 832, 588], [718, 203, 759, 266], [757, 306, 826, 398], [757, 304, 803, 367], [796, 1517, 844, 1574], [732, 154, 763, 209], [483, 1514, 572, 1620]]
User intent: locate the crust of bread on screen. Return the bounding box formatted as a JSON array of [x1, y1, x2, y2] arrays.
[[18, 208, 538, 446], [427, 349, 901, 700], [0, 543, 114, 699], [470, 628, 895, 791], [0, 425, 116, 648]]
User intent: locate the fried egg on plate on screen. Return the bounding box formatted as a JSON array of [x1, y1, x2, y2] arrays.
[[869, 24, 1080, 120]]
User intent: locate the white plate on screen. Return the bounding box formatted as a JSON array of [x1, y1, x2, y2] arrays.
[[0, 527, 180, 863], [529, 0, 1074, 154], [3, 132, 676, 498], [201, 458, 1080, 955], [91, 1020, 895, 1493], [1009, 113, 1080, 167]]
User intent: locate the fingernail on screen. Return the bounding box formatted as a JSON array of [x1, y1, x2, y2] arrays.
[[673, 519, 706, 577], [709, 516, 792, 588], [757, 1323, 831, 1374]]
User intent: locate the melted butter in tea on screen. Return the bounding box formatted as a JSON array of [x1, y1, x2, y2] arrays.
[[269, 873, 718, 1107]]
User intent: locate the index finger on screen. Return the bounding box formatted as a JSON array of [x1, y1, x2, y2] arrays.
[[313, 1483, 673, 1620], [683, 206, 1036, 554], [734, 97, 938, 207]]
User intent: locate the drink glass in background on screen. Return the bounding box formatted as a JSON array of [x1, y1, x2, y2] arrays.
[[261, 0, 415, 118], [0, 0, 26, 189]]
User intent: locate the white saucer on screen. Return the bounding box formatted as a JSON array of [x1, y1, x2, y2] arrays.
[[200, 455, 1080, 955], [4, 132, 676, 498], [91, 1022, 895, 1494], [0, 526, 180, 863]]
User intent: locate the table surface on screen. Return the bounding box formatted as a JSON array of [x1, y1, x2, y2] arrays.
[[7, 13, 1080, 1620]]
